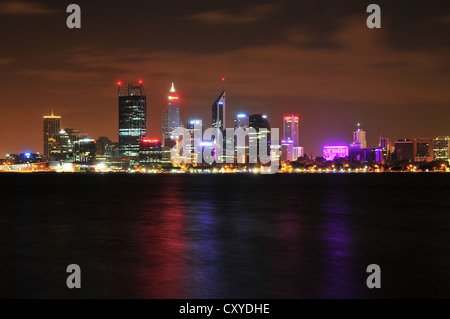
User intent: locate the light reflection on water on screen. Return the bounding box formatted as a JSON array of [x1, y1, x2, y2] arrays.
[[1, 173, 450, 298]]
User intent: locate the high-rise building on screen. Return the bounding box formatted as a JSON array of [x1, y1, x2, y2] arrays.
[[234, 114, 250, 163], [283, 114, 299, 147], [162, 83, 182, 148], [212, 90, 226, 133], [380, 137, 391, 151], [350, 123, 367, 149], [433, 136, 450, 162], [118, 81, 147, 157], [65, 128, 88, 144], [52, 129, 72, 161], [43, 111, 61, 159], [186, 119, 203, 164], [249, 114, 271, 160], [414, 138, 433, 162], [395, 139, 414, 162], [378, 137, 392, 163]]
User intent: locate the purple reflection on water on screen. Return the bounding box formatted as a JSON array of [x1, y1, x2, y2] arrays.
[[184, 199, 224, 298], [320, 189, 356, 298]]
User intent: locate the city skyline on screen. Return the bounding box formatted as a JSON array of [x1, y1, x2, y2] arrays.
[[5, 82, 450, 160], [0, 0, 449, 157]]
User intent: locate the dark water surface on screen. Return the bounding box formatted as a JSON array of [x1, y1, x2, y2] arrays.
[[1, 173, 450, 298]]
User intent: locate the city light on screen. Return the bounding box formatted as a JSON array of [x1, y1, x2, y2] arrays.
[[323, 146, 349, 161], [200, 141, 213, 147]]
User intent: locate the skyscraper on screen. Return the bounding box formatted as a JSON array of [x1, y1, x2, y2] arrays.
[[249, 114, 271, 160], [212, 90, 226, 133], [379, 137, 392, 163], [351, 123, 367, 149], [43, 111, 61, 159], [283, 114, 299, 147], [186, 119, 203, 164], [118, 81, 147, 157], [234, 114, 250, 163], [162, 83, 182, 148]]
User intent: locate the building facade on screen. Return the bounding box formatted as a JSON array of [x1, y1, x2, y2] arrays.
[[395, 139, 414, 162], [414, 138, 433, 162], [283, 114, 300, 147], [433, 136, 450, 162], [162, 83, 182, 148], [351, 124, 367, 149], [212, 90, 226, 133], [118, 82, 147, 157], [43, 111, 61, 159]]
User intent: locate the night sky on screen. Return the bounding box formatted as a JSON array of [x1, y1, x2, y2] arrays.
[[0, 0, 449, 157]]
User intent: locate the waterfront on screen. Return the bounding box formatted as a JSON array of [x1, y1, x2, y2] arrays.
[[1, 173, 450, 298]]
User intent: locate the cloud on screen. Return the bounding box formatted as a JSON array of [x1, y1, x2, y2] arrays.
[[0, 58, 13, 66], [0, 1, 59, 15], [436, 14, 450, 24], [184, 3, 282, 24], [22, 15, 449, 107]]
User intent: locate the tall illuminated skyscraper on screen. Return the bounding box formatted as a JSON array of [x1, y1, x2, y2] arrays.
[[43, 111, 61, 159], [249, 114, 271, 159], [212, 90, 226, 133], [162, 83, 182, 148], [186, 119, 203, 164], [234, 113, 250, 163], [118, 81, 147, 157], [283, 114, 299, 147]]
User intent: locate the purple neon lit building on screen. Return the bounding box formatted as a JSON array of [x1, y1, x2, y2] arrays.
[[323, 146, 349, 161]]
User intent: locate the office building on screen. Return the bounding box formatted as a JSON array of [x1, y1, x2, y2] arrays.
[[43, 111, 61, 159], [414, 138, 433, 162], [433, 136, 450, 162], [283, 114, 300, 147], [249, 114, 271, 161], [350, 123, 367, 149], [118, 81, 147, 157], [379, 137, 392, 163], [395, 139, 414, 162], [96, 136, 112, 162], [234, 113, 249, 163], [73, 138, 96, 163], [162, 83, 182, 148], [140, 139, 163, 168], [212, 90, 226, 133], [186, 120, 203, 164]]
